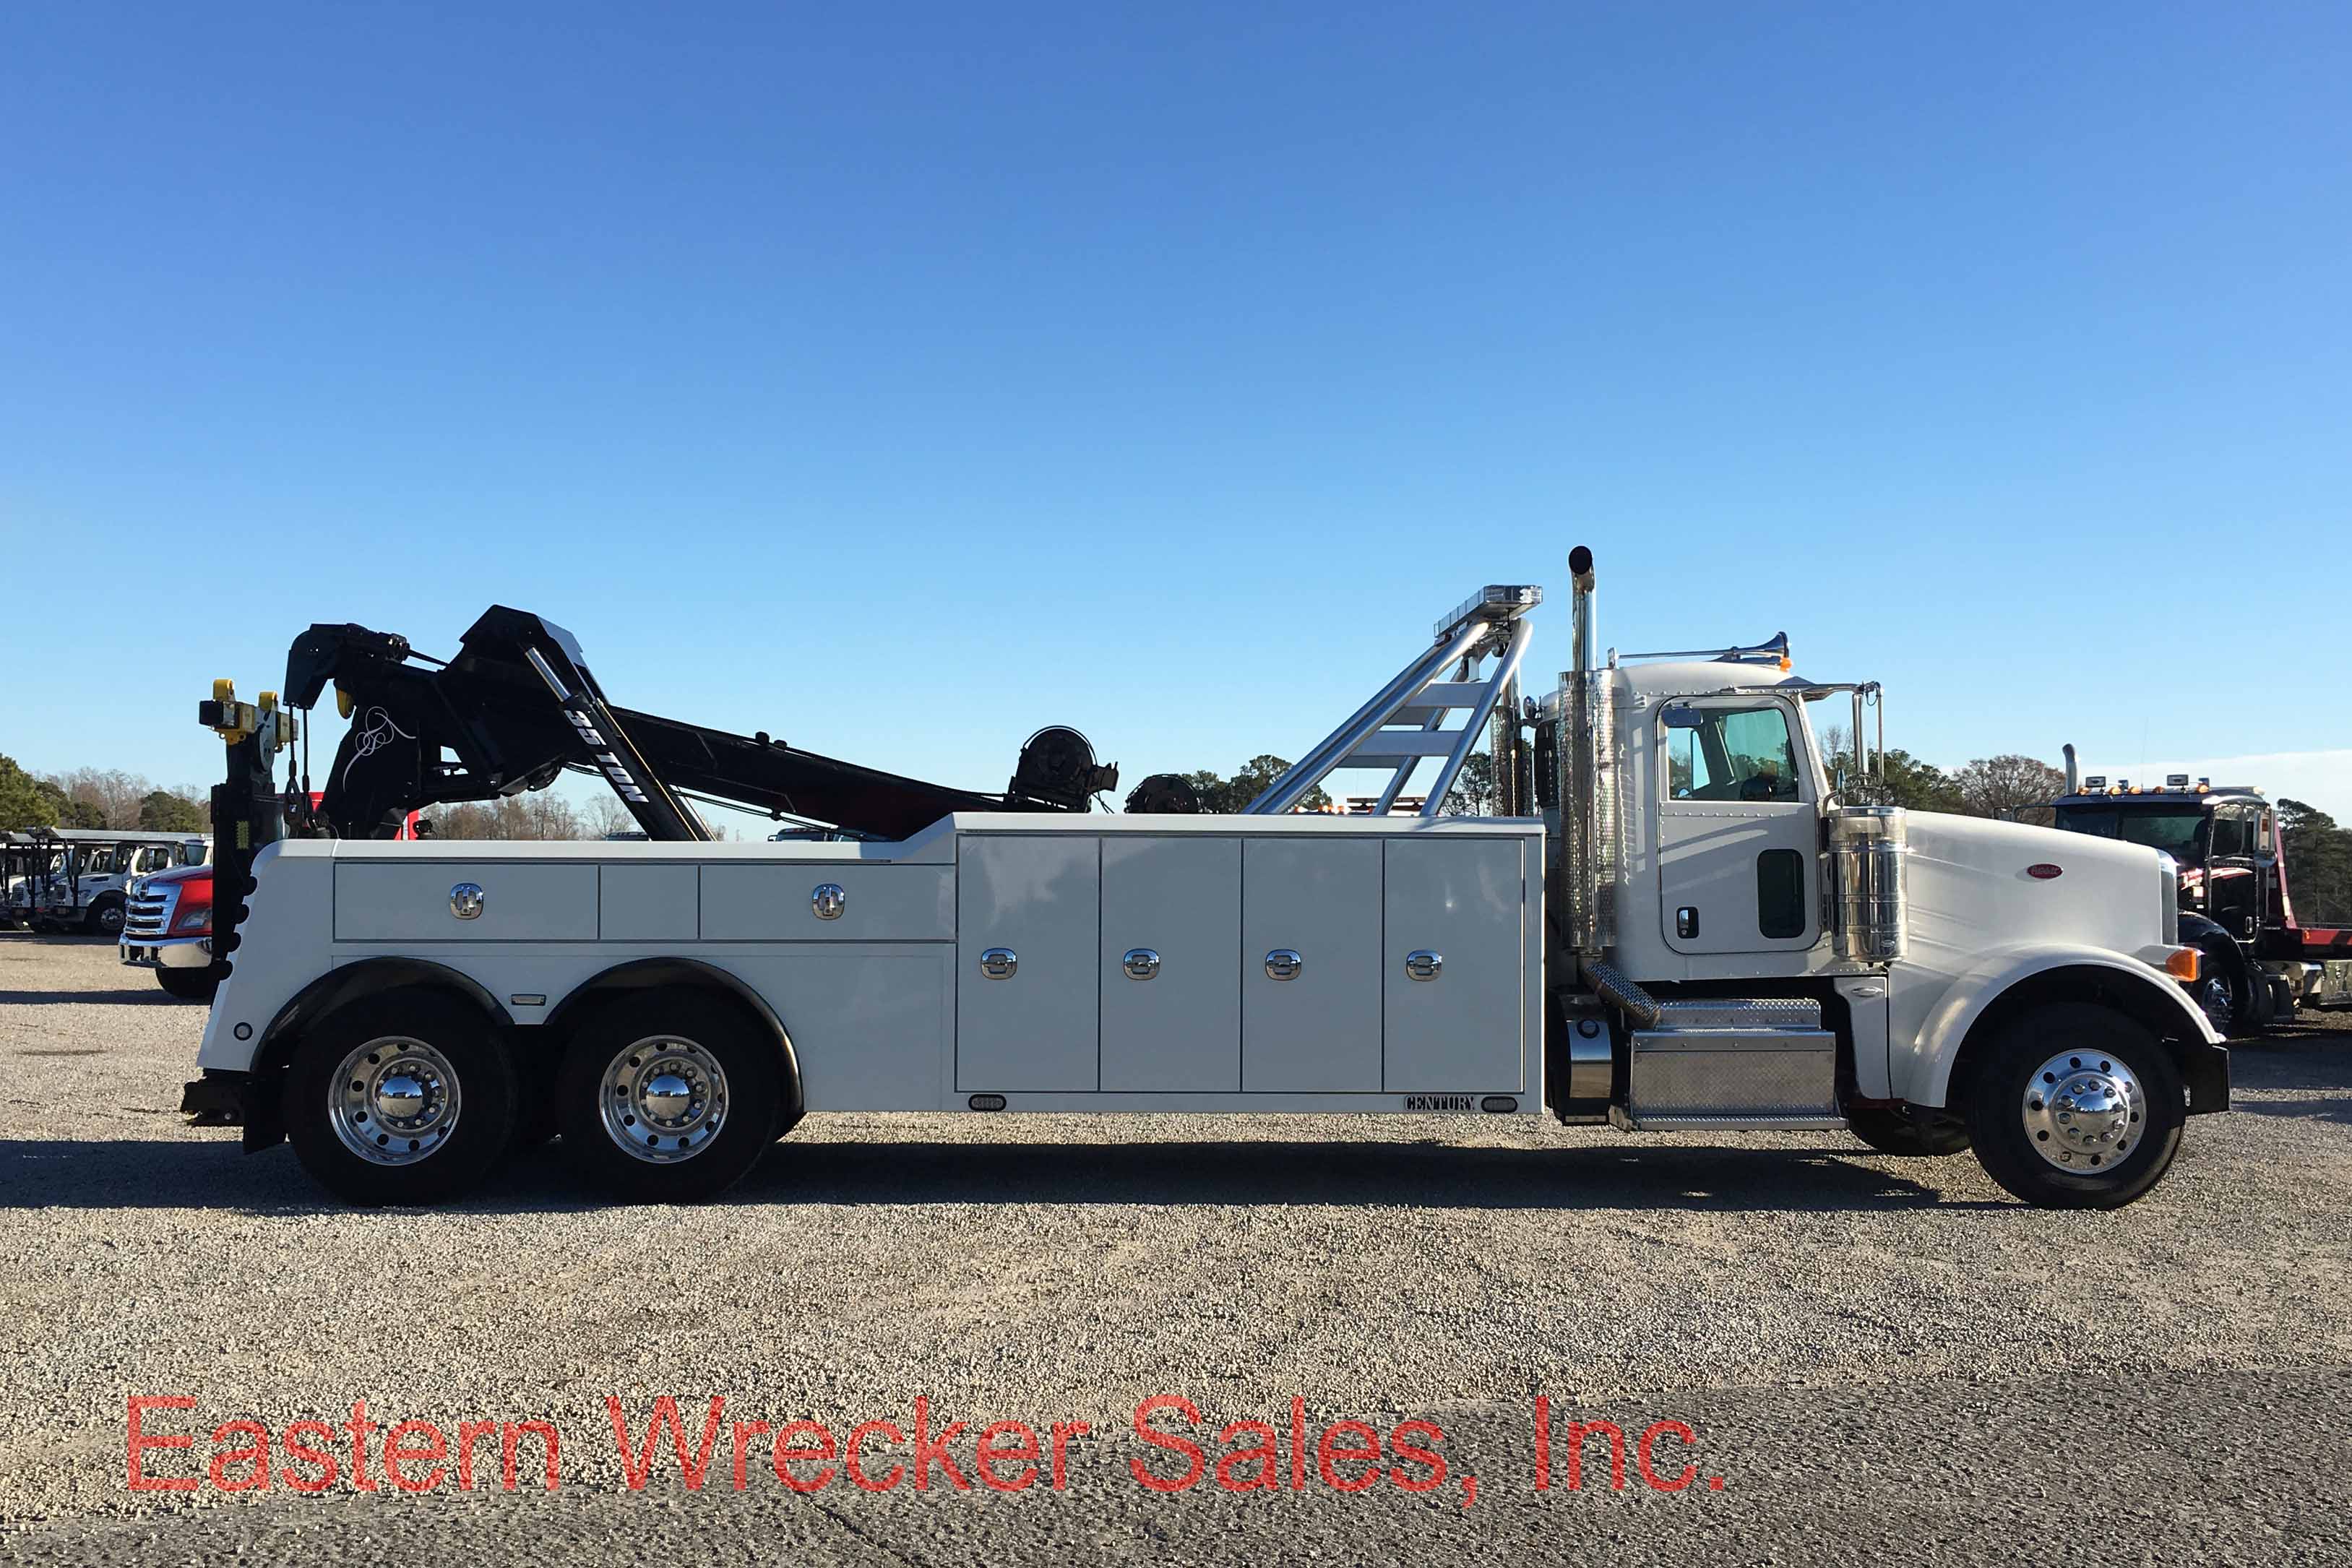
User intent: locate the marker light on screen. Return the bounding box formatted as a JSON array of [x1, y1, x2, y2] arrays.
[[2164, 947, 2202, 983]]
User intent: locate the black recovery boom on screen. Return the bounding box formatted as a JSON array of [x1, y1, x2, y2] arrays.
[[273, 606, 1116, 842]]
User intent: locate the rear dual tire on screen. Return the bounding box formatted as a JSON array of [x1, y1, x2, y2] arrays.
[[556, 994, 783, 1202], [283, 988, 519, 1207], [1847, 1106, 1970, 1157]]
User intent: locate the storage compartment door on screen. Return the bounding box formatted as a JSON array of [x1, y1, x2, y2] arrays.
[[335, 862, 598, 942], [1100, 837, 1240, 1092], [1382, 837, 1525, 1093], [1242, 838, 1382, 1092], [956, 835, 1100, 1091]]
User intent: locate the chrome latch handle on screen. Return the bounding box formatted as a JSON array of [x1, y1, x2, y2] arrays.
[[1404, 949, 1442, 981], [1121, 949, 1160, 981], [449, 882, 485, 920], [811, 882, 846, 921], [979, 947, 1017, 980], [1263, 949, 1303, 982]]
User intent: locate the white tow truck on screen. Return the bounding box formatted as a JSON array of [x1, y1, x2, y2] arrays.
[[184, 550, 2226, 1210]]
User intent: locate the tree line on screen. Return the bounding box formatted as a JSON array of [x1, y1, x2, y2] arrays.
[[0, 757, 209, 833]]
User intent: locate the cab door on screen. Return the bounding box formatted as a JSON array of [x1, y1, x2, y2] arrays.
[[2203, 804, 2260, 942], [1655, 698, 1821, 957]]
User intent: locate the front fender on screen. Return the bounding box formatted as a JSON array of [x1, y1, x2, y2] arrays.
[[1904, 944, 2223, 1107]]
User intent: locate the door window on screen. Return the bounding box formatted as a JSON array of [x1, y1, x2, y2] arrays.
[[2211, 810, 2246, 858], [1666, 705, 1801, 803]]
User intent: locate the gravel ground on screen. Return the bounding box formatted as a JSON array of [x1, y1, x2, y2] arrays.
[[4, 934, 2349, 1563]]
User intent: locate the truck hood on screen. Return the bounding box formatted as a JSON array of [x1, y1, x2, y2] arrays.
[[1903, 811, 2174, 968], [139, 864, 213, 890]]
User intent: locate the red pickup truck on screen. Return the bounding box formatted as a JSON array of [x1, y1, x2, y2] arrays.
[[119, 862, 220, 1000]]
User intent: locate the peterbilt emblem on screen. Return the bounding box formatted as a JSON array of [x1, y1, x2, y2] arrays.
[[2026, 863, 2064, 881], [449, 882, 486, 919]]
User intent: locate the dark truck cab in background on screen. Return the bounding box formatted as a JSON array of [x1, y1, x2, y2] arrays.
[[2051, 773, 2352, 1033]]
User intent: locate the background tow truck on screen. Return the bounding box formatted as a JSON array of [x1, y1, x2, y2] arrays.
[[2050, 761, 2352, 1033]]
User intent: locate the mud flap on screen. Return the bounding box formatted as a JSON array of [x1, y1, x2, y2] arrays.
[[2183, 1042, 2231, 1115]]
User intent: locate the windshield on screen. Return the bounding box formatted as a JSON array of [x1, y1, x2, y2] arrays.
[[2053, 806, 2204, 853]]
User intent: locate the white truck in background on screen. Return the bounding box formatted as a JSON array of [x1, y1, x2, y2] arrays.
[[183, 549, 2226, 1211], [4, 829, 209, 936]]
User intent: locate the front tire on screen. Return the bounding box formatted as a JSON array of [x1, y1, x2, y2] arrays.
[[1963, 1002, 2185, 1210], [2192, 935, 2249, 1038], [283, 988, 519, 1206], [1847, 1106, 1971, 1156], [556, 992, 784, 1202], [85, 895, 126, 937], [155, 967, 218, 1002]]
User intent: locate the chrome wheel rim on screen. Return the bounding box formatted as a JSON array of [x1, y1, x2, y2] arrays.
[[331, 1037, 462, 1166], [2195, 974, 2235, 1032], [2020, 1049, 2144, 1172], [598, 1036, 729, 1165]]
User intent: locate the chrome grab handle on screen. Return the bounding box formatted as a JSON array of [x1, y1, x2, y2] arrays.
[[811, 882, 846, 921], [449, 882, 485, 920], [1404, 949, 1442, 981], [1263, 949, 1303, 982], [979, 947, 1017, 980], [1121, 949, 1160, 981]]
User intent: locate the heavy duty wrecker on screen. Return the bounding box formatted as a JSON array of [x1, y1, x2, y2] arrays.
[[2049, 756, 2352, 1030], [184, 550, 2228, 1212]]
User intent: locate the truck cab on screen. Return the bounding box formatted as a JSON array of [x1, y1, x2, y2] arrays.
[[2052, 777, 2346, 1028], [14, 830, 209, 935]]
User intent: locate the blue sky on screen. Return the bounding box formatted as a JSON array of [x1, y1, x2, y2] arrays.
[[4, 3, 2348, 822]]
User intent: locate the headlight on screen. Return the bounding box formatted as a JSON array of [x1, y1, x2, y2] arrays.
[[175, 908, 211, 932]]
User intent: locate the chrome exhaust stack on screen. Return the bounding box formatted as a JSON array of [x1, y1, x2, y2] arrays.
[[2064, 742, 2079, 795], [1569, 545, 1598, 675], [1558, 546, 1619, 957]]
